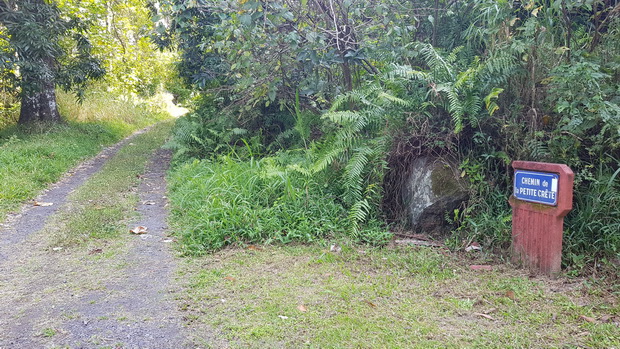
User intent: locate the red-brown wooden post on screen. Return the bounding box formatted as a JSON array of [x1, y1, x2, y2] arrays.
[[509, 161, 574, 275]]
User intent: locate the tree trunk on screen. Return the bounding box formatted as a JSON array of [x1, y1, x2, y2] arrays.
[[18, 60, 61, 124], [342, 60, 353, 92]]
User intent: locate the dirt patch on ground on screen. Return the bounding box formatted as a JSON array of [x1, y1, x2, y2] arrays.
[[0, 135, 202, 348]]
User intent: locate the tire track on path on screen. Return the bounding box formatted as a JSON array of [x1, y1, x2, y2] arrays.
[[0, 127, 211, 348], [0, 127, 150, 261]]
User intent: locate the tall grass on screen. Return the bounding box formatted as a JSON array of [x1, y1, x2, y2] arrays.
[[563, 164, 620, 276], [168, 153, 351, 254], [57, 89, 170, 132]]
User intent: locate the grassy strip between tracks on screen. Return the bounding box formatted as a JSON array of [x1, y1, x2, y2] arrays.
[[46, 120, 174, 247], [0, 92, 171, 222]]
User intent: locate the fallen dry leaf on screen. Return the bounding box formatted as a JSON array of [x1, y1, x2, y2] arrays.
[[485, 308, 497, 314], [224, 276, 236, 282], [504, 290, 516, 300], [363, 300, 377, 308], [89, 248, 103, 255], [579, 315, 597, 323], [297, 304, 307, 312], [33, 201, 53, 207], [129, 226, 148, 234], [247, 245, 262, 251], [474, 312, 496, 321], [470, 265, 493, 271], [600, 315, 617, 323]]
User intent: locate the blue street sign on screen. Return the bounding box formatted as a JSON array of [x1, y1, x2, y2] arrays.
[[514, 170, 559, 206]]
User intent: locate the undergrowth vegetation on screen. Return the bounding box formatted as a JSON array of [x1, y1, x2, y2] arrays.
[[169, 152, 392, 254], [161, 0, 619, 277]]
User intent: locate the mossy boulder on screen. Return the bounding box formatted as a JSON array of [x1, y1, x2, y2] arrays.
[[402, 157, 468, 238]]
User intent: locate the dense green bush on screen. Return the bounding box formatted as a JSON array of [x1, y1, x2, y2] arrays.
[[163, 0, 619, 274], [168, 152, 391, 254]]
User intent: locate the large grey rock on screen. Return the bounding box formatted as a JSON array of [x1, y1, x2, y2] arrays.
[[402, 157, 468, 238]]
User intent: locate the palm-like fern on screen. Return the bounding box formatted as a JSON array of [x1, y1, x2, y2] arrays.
[[391, 43, 516, 134], [312, 45, 516, 232], [313, 84, 405, 233]]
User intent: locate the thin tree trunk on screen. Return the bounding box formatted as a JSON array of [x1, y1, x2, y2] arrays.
[[561, 1, 571, 63], [342, 60, 353, 92]]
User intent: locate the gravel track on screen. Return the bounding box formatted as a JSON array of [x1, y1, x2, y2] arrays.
[[0, 132, 200, 349]]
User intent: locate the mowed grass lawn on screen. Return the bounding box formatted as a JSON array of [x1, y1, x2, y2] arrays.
[[178, 245, 620, 348]]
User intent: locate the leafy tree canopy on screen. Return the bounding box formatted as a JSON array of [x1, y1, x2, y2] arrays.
[[0, 0, 104, 123]]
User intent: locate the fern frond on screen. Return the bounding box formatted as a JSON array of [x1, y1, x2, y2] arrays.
[[377, 91, 410, 107], [446, 46, 464, 64], [347, 198, 370, 233], [417, 43, 454, 79], [454, 66, 478, 90], [312, 146, 345, 173], [342, 147, 372, 203], [435, 84, 465, 133], [323, 110, 366, 126], [388, 65, 432, 82]]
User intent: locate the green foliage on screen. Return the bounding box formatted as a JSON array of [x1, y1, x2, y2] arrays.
[[539, 59, 620, 272], [391, 43, 517, 134], [56, 0, 174, 98], [168, 154, 349, 254], [163, 0, 620, 275], [0, 0, 105, 101], [441, 2, 620, 271], [156, 0, 477, 118], [0, 26, 18, 127], [312, 84, 400, 232], [446, 157, 512, 251], [564, 165, 620, 276], [546, 61, 620, 171], [164, 96, 263, 164]]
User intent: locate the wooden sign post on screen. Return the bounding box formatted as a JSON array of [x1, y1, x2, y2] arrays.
[[509, 161, 574, 275]]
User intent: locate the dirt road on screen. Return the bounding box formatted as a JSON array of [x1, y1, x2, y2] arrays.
[[0, 130, 193, 349]]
